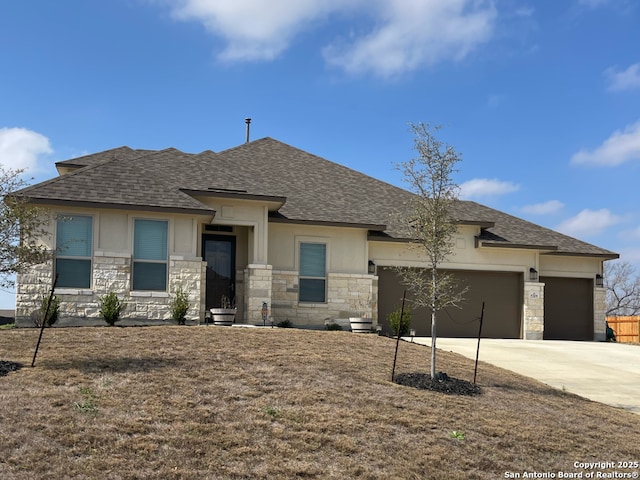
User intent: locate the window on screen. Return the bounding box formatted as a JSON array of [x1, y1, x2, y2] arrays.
[[55, 215, 93, 288], [133, 219, 168, 291], [299, 242, 326, 302]]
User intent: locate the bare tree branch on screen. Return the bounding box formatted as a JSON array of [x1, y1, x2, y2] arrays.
[[604, 260, 640, 316]]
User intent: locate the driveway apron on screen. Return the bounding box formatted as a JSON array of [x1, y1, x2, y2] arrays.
[[412, 338, 640, 415]]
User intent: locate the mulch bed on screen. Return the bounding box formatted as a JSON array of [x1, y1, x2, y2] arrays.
[[394, 372, 481, 396], [0, 360, 23, 377]]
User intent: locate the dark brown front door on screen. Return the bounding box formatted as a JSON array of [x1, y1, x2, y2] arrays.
[[203, 235, 236, 310]]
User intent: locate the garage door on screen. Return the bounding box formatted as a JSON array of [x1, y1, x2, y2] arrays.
[[378, 268, 523, 338], [540, 277, 593, 341]]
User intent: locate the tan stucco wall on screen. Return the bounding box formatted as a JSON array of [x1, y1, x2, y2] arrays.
[[539, 255, 602, 278], [369, 225, 537, 276], [268, 223, 369, 274]]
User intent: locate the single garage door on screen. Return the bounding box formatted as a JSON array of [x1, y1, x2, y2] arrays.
[[378, 268, 523, 338], [540, 276, 593, 341]]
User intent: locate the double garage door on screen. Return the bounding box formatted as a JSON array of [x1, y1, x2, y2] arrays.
[[378, 268, 523, 338], [378, 268, 594, 340]]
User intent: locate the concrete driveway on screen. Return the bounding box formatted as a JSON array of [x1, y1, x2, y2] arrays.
[[412, 338, 640, 415]]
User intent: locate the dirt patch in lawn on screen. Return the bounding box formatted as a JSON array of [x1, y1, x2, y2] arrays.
[[1, 326, 639, 480]]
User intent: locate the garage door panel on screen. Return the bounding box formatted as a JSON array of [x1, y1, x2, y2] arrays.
[[378, 268, 522, 339], [541, 276, 593, 340]]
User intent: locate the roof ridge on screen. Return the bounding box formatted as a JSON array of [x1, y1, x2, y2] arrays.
[[215, 136, 273, 155]]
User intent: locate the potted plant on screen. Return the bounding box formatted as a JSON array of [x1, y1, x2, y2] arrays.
[[349, 298, 373, 333], [210, 295, 237, 326]]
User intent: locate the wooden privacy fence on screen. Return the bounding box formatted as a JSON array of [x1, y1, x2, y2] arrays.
[[606, 316, 640, 343]]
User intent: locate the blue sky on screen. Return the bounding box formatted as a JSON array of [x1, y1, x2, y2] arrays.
[[1, 0, 639, 308]]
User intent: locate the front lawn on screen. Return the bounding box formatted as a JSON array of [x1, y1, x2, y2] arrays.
[[1, 327, 638, 479]]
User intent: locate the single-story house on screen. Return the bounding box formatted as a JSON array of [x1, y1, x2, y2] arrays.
[[14, 137, 618, 340]]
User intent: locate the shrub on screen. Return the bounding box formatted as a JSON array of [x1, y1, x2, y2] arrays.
[[99, 292, 123, 326], [170, 286, 190, 325], [388, 307, 412, 337], [34, 294, 60, 327], [325, 322, 343, 331], [276, 319, 293, 328]]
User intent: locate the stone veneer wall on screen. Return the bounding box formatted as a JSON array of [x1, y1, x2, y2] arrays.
[[523, 281, 545, 340], [244, 264, 272, 324], [271, 270, 378, 328], [15, 255, 206, 326], [16, 262, 55, 326], [593, 287, 607, 341]]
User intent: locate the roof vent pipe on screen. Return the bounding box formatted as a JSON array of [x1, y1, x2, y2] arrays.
[[245, 117, 251, 143]]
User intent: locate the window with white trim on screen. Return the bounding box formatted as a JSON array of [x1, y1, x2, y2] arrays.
[[299, 242, 326, 303], [132, 219, 168, 291], [55, 215, 93, 288]]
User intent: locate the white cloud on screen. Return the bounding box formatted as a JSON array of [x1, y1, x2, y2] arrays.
[[0, 127, 52, 172], [605, 63, 640, 92], [165, 0, 361, 62], [324, 0, 496, 77], [459, 178, 519, 199], [555, 209, 622, 237], [163, 0, 496, 76], [571, 120, 640, 166], [521, 200, 564, 215]]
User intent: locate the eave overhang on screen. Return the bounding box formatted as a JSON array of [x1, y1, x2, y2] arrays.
[[542, 251, 620, 260], [475, 238, 559, 252], [181, 189, 287, 212], [270, 214, 386, 231], [367, 232, 411, 242], [21, 197, 216, 217], [458, 220, 495, 228]]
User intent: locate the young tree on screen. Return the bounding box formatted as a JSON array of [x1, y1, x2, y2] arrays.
[[0, 165, 49, 289], [604, 260, 640, 316], [396, 122, 466, 379]]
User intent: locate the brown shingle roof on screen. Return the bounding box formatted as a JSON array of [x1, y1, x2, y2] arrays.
[[17, 137, 617, 258], [55, 147, 155, 169]]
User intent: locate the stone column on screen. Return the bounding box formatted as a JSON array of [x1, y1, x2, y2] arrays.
[[593, 287, 607, 341], [523, 281, 545, 340], [244, 264, 273, 324]]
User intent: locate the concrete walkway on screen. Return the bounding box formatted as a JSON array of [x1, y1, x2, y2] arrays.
[[411, 338, 640, 415]]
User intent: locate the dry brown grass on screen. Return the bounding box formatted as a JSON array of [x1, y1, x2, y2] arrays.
[[1, 326, 639, 479]]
